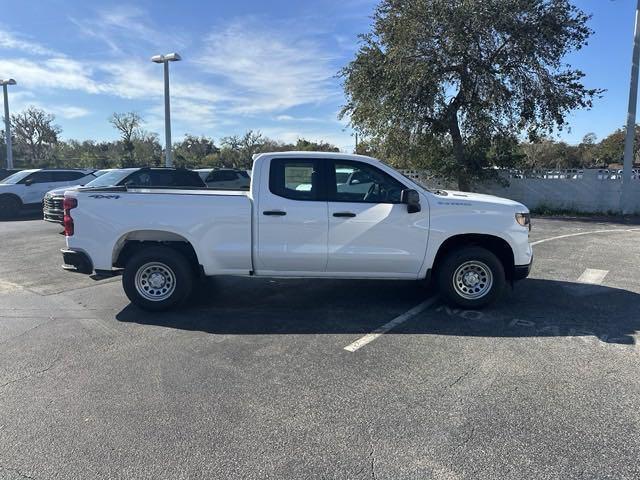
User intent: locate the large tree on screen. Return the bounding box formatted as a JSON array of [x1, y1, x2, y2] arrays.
[[340, 0, 602, 189], [109, 112, 142, 167], [595, 126, 640, 166], [174, 135, 219, 168], [11, 107, 61, 166]]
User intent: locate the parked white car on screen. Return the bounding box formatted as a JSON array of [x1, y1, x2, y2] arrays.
[[61, 152, 533, 311], [0, 169, 98, 218]]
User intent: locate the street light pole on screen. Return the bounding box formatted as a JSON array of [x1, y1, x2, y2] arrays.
[[1, 79, 16, 170], [621, 0, 640, 213], [151, 53, 181, 168], [163, 61, 173, 168]]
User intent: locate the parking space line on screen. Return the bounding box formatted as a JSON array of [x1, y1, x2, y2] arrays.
[[577, 268, 609, 285], [0, 278, 23, 293], [531, 228, 640, 247], [343, 297, 438, 352]]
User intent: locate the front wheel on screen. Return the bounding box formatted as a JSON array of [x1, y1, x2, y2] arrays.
[[436, 246, 506, 309], [122, 246, 194, 311], [0, 195, 21, 219]]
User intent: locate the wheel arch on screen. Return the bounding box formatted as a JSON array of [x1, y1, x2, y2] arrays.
[[112, 230, 202, 275], [0, 192, 23, 205], [432, 233, 515, 280]]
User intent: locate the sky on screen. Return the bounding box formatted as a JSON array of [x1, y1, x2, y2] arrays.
[[0, 0, 637, 151]]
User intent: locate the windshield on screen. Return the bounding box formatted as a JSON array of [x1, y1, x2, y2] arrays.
[[84, 169, 134, 188], [0, 170, 35, 185]]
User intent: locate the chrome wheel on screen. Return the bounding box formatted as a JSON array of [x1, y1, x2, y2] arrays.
[[134, 262, 176, 302], [452, 261, 493, 300]]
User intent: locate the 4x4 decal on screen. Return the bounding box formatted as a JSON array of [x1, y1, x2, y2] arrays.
[[88, 194, 121, 199]]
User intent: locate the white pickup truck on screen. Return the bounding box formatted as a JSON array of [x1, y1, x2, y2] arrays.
[[61, 152, 532, 311]]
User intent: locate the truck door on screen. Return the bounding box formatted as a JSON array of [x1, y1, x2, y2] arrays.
[[326, 160, 429, 277], [256, 158, 328, 273]]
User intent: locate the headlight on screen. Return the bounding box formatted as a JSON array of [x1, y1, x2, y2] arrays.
[[515, 212, 531, 230]]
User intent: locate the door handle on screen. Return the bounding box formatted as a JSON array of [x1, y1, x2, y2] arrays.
[[263, 210, 287, 216], [333, 212, 356, 218]]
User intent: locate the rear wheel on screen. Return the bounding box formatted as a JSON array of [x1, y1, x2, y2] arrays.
[[436, 246, 505, 309], [0, 195, 21, 219], [122, 246, 194, 311]]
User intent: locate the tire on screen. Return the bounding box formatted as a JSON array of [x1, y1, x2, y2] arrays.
[[0, 195, 22, 219], [436, 246, 505, 309], [122, 246, 194, 311]]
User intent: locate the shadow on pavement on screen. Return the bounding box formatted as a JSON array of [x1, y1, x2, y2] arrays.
[[0, 209, 43, 222], [115, 277, 640, 345]]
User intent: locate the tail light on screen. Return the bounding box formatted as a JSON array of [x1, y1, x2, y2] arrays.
[[63, 197, 78, 236]]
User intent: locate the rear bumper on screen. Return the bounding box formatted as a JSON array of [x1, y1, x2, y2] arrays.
[[513, 255, 533, 281], [61, 248, 93, 274]]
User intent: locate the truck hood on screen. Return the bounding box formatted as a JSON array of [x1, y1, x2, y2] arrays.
[[46, 185, 82, 196], [436, 190, 528, 211]]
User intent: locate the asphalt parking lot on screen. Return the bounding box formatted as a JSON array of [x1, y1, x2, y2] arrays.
[[1, 212, 640, 479]]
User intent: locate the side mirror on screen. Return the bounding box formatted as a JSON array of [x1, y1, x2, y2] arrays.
[[24, 178, 33, 186], [401, 189, 421, 213]]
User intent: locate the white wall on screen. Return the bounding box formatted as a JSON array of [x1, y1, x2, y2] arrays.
[[401, 169, 640, 213]]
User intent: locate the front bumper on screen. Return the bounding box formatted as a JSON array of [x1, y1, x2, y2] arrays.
[[61, 248, 93, 274], [513, 254, 533, 281]]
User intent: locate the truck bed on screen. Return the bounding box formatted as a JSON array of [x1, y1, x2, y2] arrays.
[[66, 187, 253, 276]]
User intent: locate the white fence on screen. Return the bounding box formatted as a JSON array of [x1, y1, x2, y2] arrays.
[[400, 169, 640, 214]]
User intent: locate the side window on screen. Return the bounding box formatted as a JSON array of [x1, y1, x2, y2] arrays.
[[147, 170, 174, 186], [51, 171, 86, 182], [331, 161, 405, 203], [206, 171, 237, 183], [69, 171, 89, 181], [172, 170, 205, 187], [269, 159, 321, 201], [24, 171, 54, 184], [123, 171, 152, 187]]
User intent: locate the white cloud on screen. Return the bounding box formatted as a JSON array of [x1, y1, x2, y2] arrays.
[[146, 98, 217, 133], [0, 57, 101, 94], [95, 61, 230, 108], [275, 114, 325, 123], [0, 57, 228, 107], [70, 6, 188, 55], [53, 105, 90, 119], [0, 29, 59, 56], [7, 90, 89, 120], [198, 18, 339, 114]]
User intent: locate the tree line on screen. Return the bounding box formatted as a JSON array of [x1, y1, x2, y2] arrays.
[[356, 128, 640, 173], [0, 107, 339, 170], [1, 103, 636, 175], [0, 104, 635, 177]]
